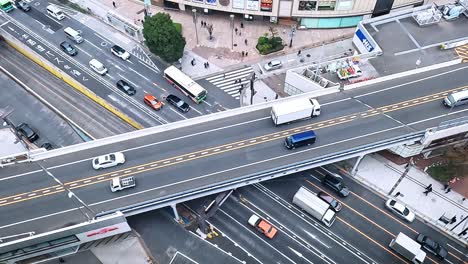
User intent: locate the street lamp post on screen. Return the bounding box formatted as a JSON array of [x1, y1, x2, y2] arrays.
[[289, 25, 296, 48], [230, 14, 235, 51], [37, 163, 95, 221], [192, 9, 199, 46]]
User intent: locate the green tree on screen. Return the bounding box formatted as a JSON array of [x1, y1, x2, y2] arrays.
[[143, 13, 186, 63]]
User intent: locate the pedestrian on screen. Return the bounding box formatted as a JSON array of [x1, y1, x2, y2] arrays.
[[450, 216, 457, 224], [245, 51, 248, 56], [204, 21, 207, 27], [443, 183, 449, 190], [206, 61, 210, 68], [394, 191, 401, 197], [244, 39, 248, 45], [461, 197, 466, 204], [59, 258, 65, 263], [223, 73, 226, 78], [240, 22, 244, 28], [112, 1, 116, 8], [423, 186, 432, 196], [201, 20, 204, 27], [425, 184, 432, 190], [235, 28, 238, 34], [241, 51, 245, 57], [297, 49, 302, 56], [445, 187, 451, 194], [239, 31, 242, 36]]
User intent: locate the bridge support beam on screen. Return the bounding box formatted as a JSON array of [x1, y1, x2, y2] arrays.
[[351, 155, 365, 176], [170, 204, 180, 222]]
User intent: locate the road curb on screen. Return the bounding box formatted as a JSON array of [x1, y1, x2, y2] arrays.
[[0, 30, 143, 130]]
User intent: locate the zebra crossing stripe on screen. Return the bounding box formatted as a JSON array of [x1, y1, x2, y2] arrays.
[[205, 66, 254, 100], [205, 67, 253, 81]]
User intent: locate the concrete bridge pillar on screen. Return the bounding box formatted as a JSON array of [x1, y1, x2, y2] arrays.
[[351, 155, 365, 176], [170, 204, 180, 222]]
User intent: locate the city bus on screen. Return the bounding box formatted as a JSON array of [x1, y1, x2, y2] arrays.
[[0, 0, 14, 12], [163, 66, 207, 104]]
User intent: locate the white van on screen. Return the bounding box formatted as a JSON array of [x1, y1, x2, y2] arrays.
[[444, 90, 468, 108], [64, 27, 83, 44], [89, 59, 108, 75], [46, 5, 65, 20]]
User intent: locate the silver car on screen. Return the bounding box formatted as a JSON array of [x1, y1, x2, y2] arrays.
[[385, 198, 415, 222], [264, 60, 282, 71]]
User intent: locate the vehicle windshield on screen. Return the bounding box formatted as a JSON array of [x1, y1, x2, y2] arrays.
[[285, 137, 292, 145], [330, 199, 338, 207], [150, 99, 158, 105], [403, 208, 409, 215], [176, 101, 185, 107]]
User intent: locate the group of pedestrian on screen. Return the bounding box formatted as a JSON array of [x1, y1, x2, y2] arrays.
[[241, 51, 249, 57], [234, 78, 242, 84], [442, 183, 452, 194], [423, 184, 432, 196], [200, 20, 208, 27], [204, 62, 210, 69]]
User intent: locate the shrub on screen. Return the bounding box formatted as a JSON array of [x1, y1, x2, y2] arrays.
[[173, 23, 182, 34]]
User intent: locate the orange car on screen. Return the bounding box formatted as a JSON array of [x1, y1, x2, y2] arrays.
[[144, 94, 164, 110], [248, 214, 278, 239]]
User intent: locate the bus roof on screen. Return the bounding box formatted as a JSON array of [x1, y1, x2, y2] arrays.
[[164, 66, 206, 96]]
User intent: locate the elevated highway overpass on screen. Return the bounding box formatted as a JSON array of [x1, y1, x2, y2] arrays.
[[1, 62, 468, 261]]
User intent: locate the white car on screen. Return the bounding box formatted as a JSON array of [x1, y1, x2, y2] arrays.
[[111, 45, 131, 60], [92, 152, 126, 170], [385, 198, 415, 222], [264, 60, 282, 71]]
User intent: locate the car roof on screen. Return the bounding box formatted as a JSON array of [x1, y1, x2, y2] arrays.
[[392, 201, 406, 212]]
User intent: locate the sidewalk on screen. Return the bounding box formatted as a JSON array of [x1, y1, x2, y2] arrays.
[[348, 154, 468, 243]]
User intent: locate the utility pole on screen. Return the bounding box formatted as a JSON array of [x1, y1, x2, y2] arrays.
[[289, 25, 296, 48], [249, 72, 256, 105], [230, 14, 235, 51], [192, 9, 199, 46], [388, 157, 414, 195], [37, 163, 95, 221]]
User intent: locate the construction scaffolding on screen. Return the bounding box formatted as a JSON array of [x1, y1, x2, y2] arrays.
[[412, 4, 442, 26]]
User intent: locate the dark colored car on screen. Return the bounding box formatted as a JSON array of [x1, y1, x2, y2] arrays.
[[317, 191, 342, 212], [166, 94, 190, 112], [60, 41, 78, 56], [116, 80, 136, 96], [416, 234, 448, 259], [17, 123, 38, 142], [17, 0, 31, 11], [321, 173, 350, 197], [41, 143, 54, 150]]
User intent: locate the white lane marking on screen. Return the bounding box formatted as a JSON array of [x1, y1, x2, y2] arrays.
[[218, 208, 297, 264], [98, 177, 105, 180], [253, 184, 374, 263], [73, 46, 92, 57], [83, 39, 102, 51], [0, 207, 78, 230], [407, 108, 468, 126], [106, 73, 116, 80], [137, 167, 145, 170], [168, 251, 199, 264], [354, 65, 468, 99], [128, 66, 151, 82], [28, 193, 36, 197], [43, 190, 50, 194], [93, 32, 111, 44], [137, 59, 160, 73], [190, 107, 203, 116], [1, 21, 9, 27], [84, 180, 91, 183]]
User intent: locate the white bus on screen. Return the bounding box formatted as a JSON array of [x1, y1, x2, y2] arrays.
[[163, 66, 207, 104]]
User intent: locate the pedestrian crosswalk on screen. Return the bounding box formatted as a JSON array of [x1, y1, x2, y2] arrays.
[[205, 66, 254, 100]]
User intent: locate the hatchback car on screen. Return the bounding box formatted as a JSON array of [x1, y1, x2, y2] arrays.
[[321, 173, 350, 197], [92, 152, 126, 170], [41, 142, 54, 150], [60, 41, 78, 56], [111, 45, 130, 60], [385, 198, 415, 222], [144, 94, 164, 110], [317, 191, 342, 212], [116, 80, 136, 96], [166, 94, 190, 112], [416, 234, 448, 259], [17, 123, 38, 142], [264, 60, 282, 71], [17, 0, 31, 11]]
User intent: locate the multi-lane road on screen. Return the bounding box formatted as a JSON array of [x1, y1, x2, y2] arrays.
[[202, 166, 467, 264], [1, 63, 467, 242]]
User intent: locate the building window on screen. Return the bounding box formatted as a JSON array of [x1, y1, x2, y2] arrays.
[[298, 0, 317, 11], [317, 1, 336, 10], [335, 0, 354, 11]]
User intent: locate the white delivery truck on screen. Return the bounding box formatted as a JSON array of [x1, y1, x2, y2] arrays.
[[271, 97, 320, 125], [389, 233, 426, 264], [292, 187, 336, 227], [110, 176, 136, 192]]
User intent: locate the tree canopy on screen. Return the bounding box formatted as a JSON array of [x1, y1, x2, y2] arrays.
[[143, 13, 186, 63]]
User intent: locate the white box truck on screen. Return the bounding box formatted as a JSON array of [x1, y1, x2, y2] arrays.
[[389, 233, 426, 264], [292, 186, 336, 227], [271, 97, 320, 125], [110, 176, 136, 192]]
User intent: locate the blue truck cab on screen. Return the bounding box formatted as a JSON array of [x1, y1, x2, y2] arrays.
[[285, 130, 317, 149]]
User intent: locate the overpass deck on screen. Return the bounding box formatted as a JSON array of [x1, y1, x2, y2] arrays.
[[1, 63, 468, 245]]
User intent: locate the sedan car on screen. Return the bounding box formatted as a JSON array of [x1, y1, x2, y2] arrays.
[[385, 198, 415, 222], [17, 0, 31, 11], [116, 80, 136, 96], [144, 94, 164, 110], [92, 152, 125, 170], [248, 214, 278, 239], [166, 94, 190, 112], [321, 173, 350, 197], [264, 60, 282, 71], [416, 234, 448, 259], [60, 41, 78, 56], [17, 123, 38, 142], [111, 45, 130, 60], [317, 191, 342, 212]]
